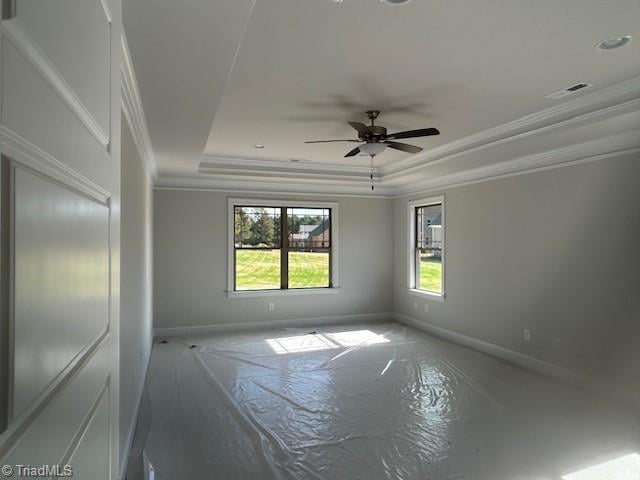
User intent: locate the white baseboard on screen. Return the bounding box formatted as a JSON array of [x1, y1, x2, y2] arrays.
[[153, 312, 394, 338], [393, 313, 640, 408]]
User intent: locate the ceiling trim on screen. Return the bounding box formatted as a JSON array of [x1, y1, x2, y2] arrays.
[[395, 134, 640, 198], [153, 184, 392, 199], [200, 155, 379, 174], [155, 175, 393, 197], [155, 132, 640, 198], [198, 167, 380, 182], [121, 31, 158, 181], [383, 96, 640, 182], [381, 74, 640, 176], [98, 0, 113, 24]]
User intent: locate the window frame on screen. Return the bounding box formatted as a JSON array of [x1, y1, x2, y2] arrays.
[[407, 196, 445, 301], [227, 198, 339, 298]]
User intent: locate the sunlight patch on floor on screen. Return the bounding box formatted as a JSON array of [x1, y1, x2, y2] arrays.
[[562, 453, 640, 480], [266, 329, 390, 354]]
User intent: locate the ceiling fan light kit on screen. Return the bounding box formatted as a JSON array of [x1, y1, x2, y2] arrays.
[[359, 142, 386, 156], [381, 0, 412, 4], [596, 35, 632, 50]]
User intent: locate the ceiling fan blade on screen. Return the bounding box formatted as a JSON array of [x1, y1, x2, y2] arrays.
[[344, 146, 361, 157], [348, 122, 371, 137], [305, 139, 359, 143], [386, 128, 440, 140], [384, 141, 423, 154]]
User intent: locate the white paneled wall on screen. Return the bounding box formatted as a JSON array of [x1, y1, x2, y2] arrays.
[[0, 0, 122, 478], [12, 167, 110, 419], [11, 0, 111, 139]]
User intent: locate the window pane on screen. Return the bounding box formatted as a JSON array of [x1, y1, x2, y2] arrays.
[[288, 251, 329, 288], [416, 204, 442, 293], [287, 208, 330, 250], [234, 206, 281, 248], [235, 249, 281, 290]]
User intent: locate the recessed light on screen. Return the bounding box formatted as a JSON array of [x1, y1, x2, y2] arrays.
[[597, 35, 632, 50], [381, 0, 412, 4], [254, 144, 265, 149]]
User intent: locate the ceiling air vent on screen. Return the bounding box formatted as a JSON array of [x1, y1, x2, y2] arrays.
[[545, 83, 592, 100]]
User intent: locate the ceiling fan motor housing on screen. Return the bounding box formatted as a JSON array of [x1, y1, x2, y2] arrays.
[[367, 125, 387, 140]]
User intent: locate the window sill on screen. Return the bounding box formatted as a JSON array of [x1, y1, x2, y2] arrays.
[[227, 288, 340, 299], [408, 288, 445, 302]]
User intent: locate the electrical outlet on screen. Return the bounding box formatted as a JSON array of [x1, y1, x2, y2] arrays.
[[268, 302, 275, 312], [523, 329, 531, 342], [424, 303, 429, 313]]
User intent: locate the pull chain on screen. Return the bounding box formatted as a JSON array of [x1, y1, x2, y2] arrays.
[[369, 155, 375, 191]]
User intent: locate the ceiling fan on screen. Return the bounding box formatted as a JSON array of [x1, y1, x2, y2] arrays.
[[305, 110, 440, 158]]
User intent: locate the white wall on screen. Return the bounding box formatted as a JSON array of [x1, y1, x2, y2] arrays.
[[153, 190, 393, 330], [393, 153, 640, 396], [119, 118, 153, 468]]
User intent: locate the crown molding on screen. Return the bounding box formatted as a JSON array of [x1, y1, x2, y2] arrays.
[[198, 168, 378, 182], [394, 133, 640, 198], [155, 175, 393, 197], [120, 31, 158, 181], [155, 131, 640, 199], [99, 0, 113, 24], [154, 184, 392, 199], [381, 75, 640, 177], [199, 161, 379, 182], [156, 142, 640, 200], [200, 155, 379, 175]]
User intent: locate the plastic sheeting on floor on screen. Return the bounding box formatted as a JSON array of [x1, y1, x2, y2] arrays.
[[137, 323, 640, 479]]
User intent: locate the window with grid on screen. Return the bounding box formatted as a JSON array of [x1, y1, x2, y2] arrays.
[[413, 202, 443, 294], [233, 205, 332, 291]]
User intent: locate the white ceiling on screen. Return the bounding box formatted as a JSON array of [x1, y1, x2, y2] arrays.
[[123, 0, 640, 195]]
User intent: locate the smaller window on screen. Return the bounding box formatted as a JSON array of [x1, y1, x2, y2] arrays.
[[408, 197, 444, 297]]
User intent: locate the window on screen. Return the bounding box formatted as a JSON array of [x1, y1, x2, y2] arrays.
[[408, 197, 444, 298], [228, 199, 338, 296], [234, 206, 282, 290]]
